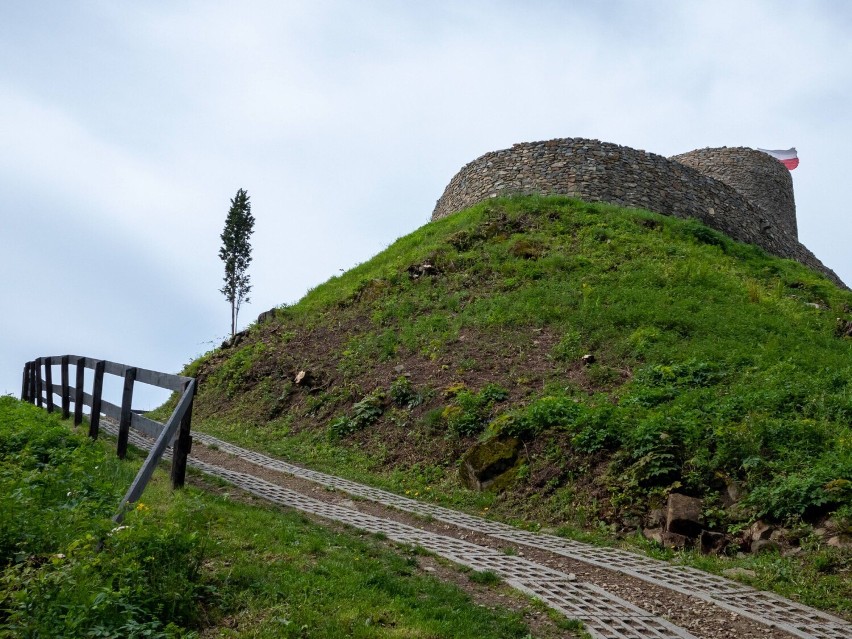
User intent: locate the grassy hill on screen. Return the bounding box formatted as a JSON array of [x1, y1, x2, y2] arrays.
[[182, 195, 851, 607]]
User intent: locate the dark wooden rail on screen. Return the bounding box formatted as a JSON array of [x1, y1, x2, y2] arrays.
[[21, 356, 196, 522]]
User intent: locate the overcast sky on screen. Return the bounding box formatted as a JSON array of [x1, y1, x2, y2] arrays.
[[2, 1, 850, 407]]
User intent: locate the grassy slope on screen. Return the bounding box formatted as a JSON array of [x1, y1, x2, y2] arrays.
[[181, 195, 852, 612], [0, 397, 555, 638]]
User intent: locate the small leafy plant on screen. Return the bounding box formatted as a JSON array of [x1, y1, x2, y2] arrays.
[[390, 376, 423, 409], [328, 391, 386, 439], [443, 384, 509, 437]]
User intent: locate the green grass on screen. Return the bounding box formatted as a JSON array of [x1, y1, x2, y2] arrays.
[[0, 397, 565, 637], [182, 195, 852, 614], [469, 570, 502, 586], [194, 490, 535, 638]]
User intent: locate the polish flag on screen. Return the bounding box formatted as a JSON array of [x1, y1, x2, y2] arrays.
[[758, 147, 799, 170]]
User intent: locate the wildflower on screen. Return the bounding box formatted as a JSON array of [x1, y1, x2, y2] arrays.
[[135, 502, 149, 512]]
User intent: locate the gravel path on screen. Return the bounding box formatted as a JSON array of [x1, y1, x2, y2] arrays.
[[107, 421, 851, 639]]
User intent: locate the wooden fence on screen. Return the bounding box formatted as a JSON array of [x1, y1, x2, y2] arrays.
[[21, 356, 196, 521]]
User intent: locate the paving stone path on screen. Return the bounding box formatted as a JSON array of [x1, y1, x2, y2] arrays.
[[108, 422, 851, 639], [190, 456, 696, 639]]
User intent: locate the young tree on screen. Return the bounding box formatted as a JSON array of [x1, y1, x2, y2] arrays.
[[219, 188, 255, 338]]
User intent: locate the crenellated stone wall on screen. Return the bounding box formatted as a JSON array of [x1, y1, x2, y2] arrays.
[[431, 138, 844, 288]]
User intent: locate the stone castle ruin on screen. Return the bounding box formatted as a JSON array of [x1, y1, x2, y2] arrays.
[[432, 139, 844, 288]]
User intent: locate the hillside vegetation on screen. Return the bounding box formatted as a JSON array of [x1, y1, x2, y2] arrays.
[[184, 196, 851, 605], [0, 397, 555, 638]]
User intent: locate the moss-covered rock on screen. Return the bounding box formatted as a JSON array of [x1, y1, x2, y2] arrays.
[[459, 436, 521, 492]]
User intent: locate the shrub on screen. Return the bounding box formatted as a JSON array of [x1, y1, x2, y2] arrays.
[[390, 377, 423, 409], [501, 396, 582, 439], [213, 342, 267, 397], [2, 510, 205, 638], [0, 400, 117, 563], [443, 385, 509, 437], [525, 396, 580, 432], [571, 404, 624, 453], [551, 330, 583, 362], [680, 219, 729, 250], [328, 391, 386, 439], [743, 458, 852, 521], [621, 416, 688, 488], [0, 397, 208, 638]]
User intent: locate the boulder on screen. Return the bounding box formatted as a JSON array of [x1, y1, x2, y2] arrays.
[[660, 531, 690, 549], [642, 527, 663, 544], [827, 534, 852, 549], [646, 508, 666, 528], [407, 262, 439, 279], [666, 493, 703, 537], [721, 479, 741, 507], [220, 330, 247, 349], [459, 437, 521, 492], [746, 520, 774, 542], [293, 370, 324, 391], [256, 307, 278, 325], [769, 528, 788, 543], [835, 318, 852, 338], [700, 529, 726, 555], [751, 539, 781, 554]]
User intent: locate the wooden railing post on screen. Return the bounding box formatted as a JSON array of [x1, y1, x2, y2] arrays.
[[35, 358, 44, 408], [117, 367, 137, 459], [170, 379, 196, 489], [60, 355, 70, 419], [44, 359, 54, 413], [73, 357, 85, 426], [89, 360, 105, 439], [21, 362, 31, 402], [29, 361, 38, 405]]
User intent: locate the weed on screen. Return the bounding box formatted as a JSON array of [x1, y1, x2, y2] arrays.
[[552, 330, 583, 362], [390, 376, 423, 409], [328, 391, 386, 439], [212, 342, 267, 397], [443, 384, 510, 437], [469, 570, 502, 586]]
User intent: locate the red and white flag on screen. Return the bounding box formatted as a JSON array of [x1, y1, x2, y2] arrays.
[[758, 147, 799, 170]]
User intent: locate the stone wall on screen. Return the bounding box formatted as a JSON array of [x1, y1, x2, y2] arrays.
[[671, 147, 798, 239], [431, 138, 844, 288]]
